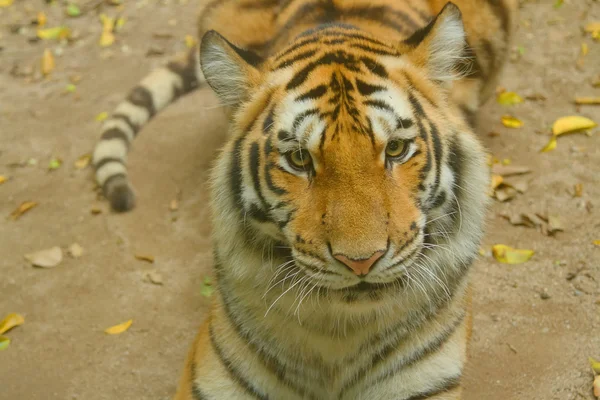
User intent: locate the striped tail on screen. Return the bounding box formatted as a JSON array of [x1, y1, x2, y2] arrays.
[[92, 47, 204, 212]]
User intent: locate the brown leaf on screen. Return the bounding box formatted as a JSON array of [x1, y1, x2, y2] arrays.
[[575, 97, 600, 105], [573, 183, 583, 197], [594, 375, 600, 397], [25, 246, 63, 268], [0, 175, 7, 185], [41, 48, 55, 76], [90, 207, 102, 215], [169, 199, 179, 211], [491, 164, 532, 177], [74, 153, 91, 169], [10, 201, 38, 220], [494, 187, 518, 202], [68, 243, 84, 258], [135, 254, 155, 263], [146, 271, 163, 285]]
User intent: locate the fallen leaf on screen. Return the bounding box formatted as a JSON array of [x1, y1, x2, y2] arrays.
[[68, 243, 84, 258], [169, 199, 179, 211], [10, 201, 38, 220], [115, 17, 126, 32], [41, 49, 55, 76], [492, 244, 534, 264], [502, 158, 511, 165], [584, 22, 600, 34], [494, 187, 518, 202], [553, 0, 563, 8], [135, 254, 155, 263], [65, 83, 77, 93], [200, 276, 214, 297], [48, 158, 62, 170], [497, 91, 524, 106], [503, 178, 529, 193], [25, 246, 63, 268], [593, 240, 600, 247], [547, 215, 563, 235], [185, 34, 196, 48], [95, 111, 108, 122], [491, 164, 531, 177], [74, 153, 92, 169], [37, 12, 47, 27], [104, 319, 132, 335], [37, 26, 71, 40], [501, 115, 523, 128], [0, 175, 7, 185], [90, 207, 102, 215], [66, 3, 81, 17], [491, 175, 503, 189], [0, 0, 13, 7], [146, 271, 163, 285], [0, 336, 9, 351], [581, 43, 589, 57], [525, 93, 546, 101], [589, 357, 600, 374], [573, 183, 583, 197], [552, 116, 597, 136], [0, 313, 25, 335], [540, 135, 557, 152], [99, 14, 115, 47], [575, 97, 600, 105]]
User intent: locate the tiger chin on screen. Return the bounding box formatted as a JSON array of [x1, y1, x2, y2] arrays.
[[92, 0, 516, 398]]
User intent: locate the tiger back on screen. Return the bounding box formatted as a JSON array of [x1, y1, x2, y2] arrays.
[[91, 0, 516, 399]]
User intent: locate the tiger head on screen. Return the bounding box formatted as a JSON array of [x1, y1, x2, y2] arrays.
[[202, 4, 489, 303]]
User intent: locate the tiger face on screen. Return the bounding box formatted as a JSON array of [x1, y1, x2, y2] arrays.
[[202, 5, 487, 301]]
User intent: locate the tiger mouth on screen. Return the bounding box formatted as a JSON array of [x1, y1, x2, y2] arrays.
[[342, 278, 407, 293]]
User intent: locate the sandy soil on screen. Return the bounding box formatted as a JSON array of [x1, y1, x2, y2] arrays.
[[1, 0, 599, 399]]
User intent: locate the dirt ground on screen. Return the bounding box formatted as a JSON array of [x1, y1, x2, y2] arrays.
[[1, 0, 599, 399]]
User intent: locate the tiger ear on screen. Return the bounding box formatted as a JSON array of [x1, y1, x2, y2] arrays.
[[404, 3, 467, 82], [200, 30, 264, 106]]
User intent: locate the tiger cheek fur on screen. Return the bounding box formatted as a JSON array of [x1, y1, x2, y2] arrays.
[[92, 0, 515, 398]]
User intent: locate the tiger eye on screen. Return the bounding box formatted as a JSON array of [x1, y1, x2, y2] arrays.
[[287, 149, 312, 170], [385, 140, 407, 158]]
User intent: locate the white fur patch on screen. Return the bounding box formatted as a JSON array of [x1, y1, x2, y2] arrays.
[[101, 118, 135, 142], [113, 101, 151, 128], [427, 9, 467, 81], [96, 161, 127, 186], [141, 68, 183, 111], [92, 138, 127, 165]]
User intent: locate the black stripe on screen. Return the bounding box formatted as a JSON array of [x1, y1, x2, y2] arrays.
[[296, 85, 328, 101], [431, 190, 447, 209], [274, 49, 317, 70], [265, 162, 288, 195], [230, 136, 245, 208], [428, 122, 443, 206], [100, 128, 130, 147], [127, 86, 156, 117], [406, 376, 461, 400], [355, 79, 385, 96], [486, 0, 510, 37], [292, 108, 319, 133], [361, 57, 388, 78], [111, 113, 138, 135], [167, 50, 201, 94], [273, 37, 320, 61], [446, 134, 465, 230], [364, 99, 394, 113], [101, 173, 126, 196], [94, 157, 124, 170], [249, 141, 272, 221], [349, 43, 398, 56], [404, 15, 435, 47], [277, 130, 295, 142], [397, 118, 414, 130], [262, 107, 275, 135], [208, 323, 268, 400], [220, 33, 264, 67], [286, 51, 362, 90]]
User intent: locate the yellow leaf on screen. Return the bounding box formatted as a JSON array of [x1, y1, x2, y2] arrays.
[[37, 12, 47, 27], [0, 336, 9, 351], [0, 0, 14, 7], [491, 174, 503, 189], [573, 183, 583, 197], [95, 111, 108, 122], [104, 319, 133, 334], [584, 22, 600, 33], [115, 17, 126, 32], [593, 240, 600, 246], [552, 116, 597, 135], [74, 153, 92, 169], [497, 91, 524, 106], [41, 49, 55, 76], [540, 136, 557, 152], [581, 43, 589, 57], [10, 201, 38, 220], [134, 254, 155, 263], [0, 175, 7, 185], [99, 14, 115, 47], [590, 357, 600, 374], [492, 244, 534, 264], [185, 35, 197, 49], [575, 97, 600, 105], [501, 115, 523, 128], [37, 26, 72, 40], [0, 313, 25, 335]]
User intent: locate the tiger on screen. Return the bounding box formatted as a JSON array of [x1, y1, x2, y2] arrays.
[[92, 0, 516, 398]]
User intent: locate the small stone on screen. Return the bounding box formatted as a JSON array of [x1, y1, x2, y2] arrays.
[[540, 291, 550, 300]]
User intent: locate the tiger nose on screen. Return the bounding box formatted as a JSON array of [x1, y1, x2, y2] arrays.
[[334, 250, 385, 276]]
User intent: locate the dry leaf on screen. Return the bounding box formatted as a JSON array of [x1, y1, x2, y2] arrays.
[[10, 201, 38, 220], [135, 254, 155, 263], [48, 158, 62, 170], [95, 111, 108, 122], [491, 175, 504, 189], [540, 136, 557, 152], [501, 115, 523, 128], [497, 91, 524, 106], [503, 178, 529, 193], [25, 246, 63, 268], [68, 243, 84, 258], [552, 116, 597, 136], [547, 215, 563, 235], [169, 199, 179, 211], [491, 164, 531, 177], [573, 183, 583, 197], [185, 34, 196, 48], [146, 271, 163, 285], [99, 14, 115, 47], [494, 187, 518, 202], [593, 240, 600, 247], [575, 97, 600, 105], [0, 336, 9, 351], [74, 153, 92, 169], [37, 12, 47, 27], [584, 22, 600, 34], [66, 3, 81, 17], [200, 276, 214, 297], [90, 207, 102, 215], [41, 49, 55, 76], [0, 313, 25, 335], [492, 244, 534, 264], [37, 26, 71, 40], [595, 375, 600, 397], [589, 357, 600, 374], [0, 175, 7, 185], [104, 319, 132, 335], [0, 0, 14, 7]]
